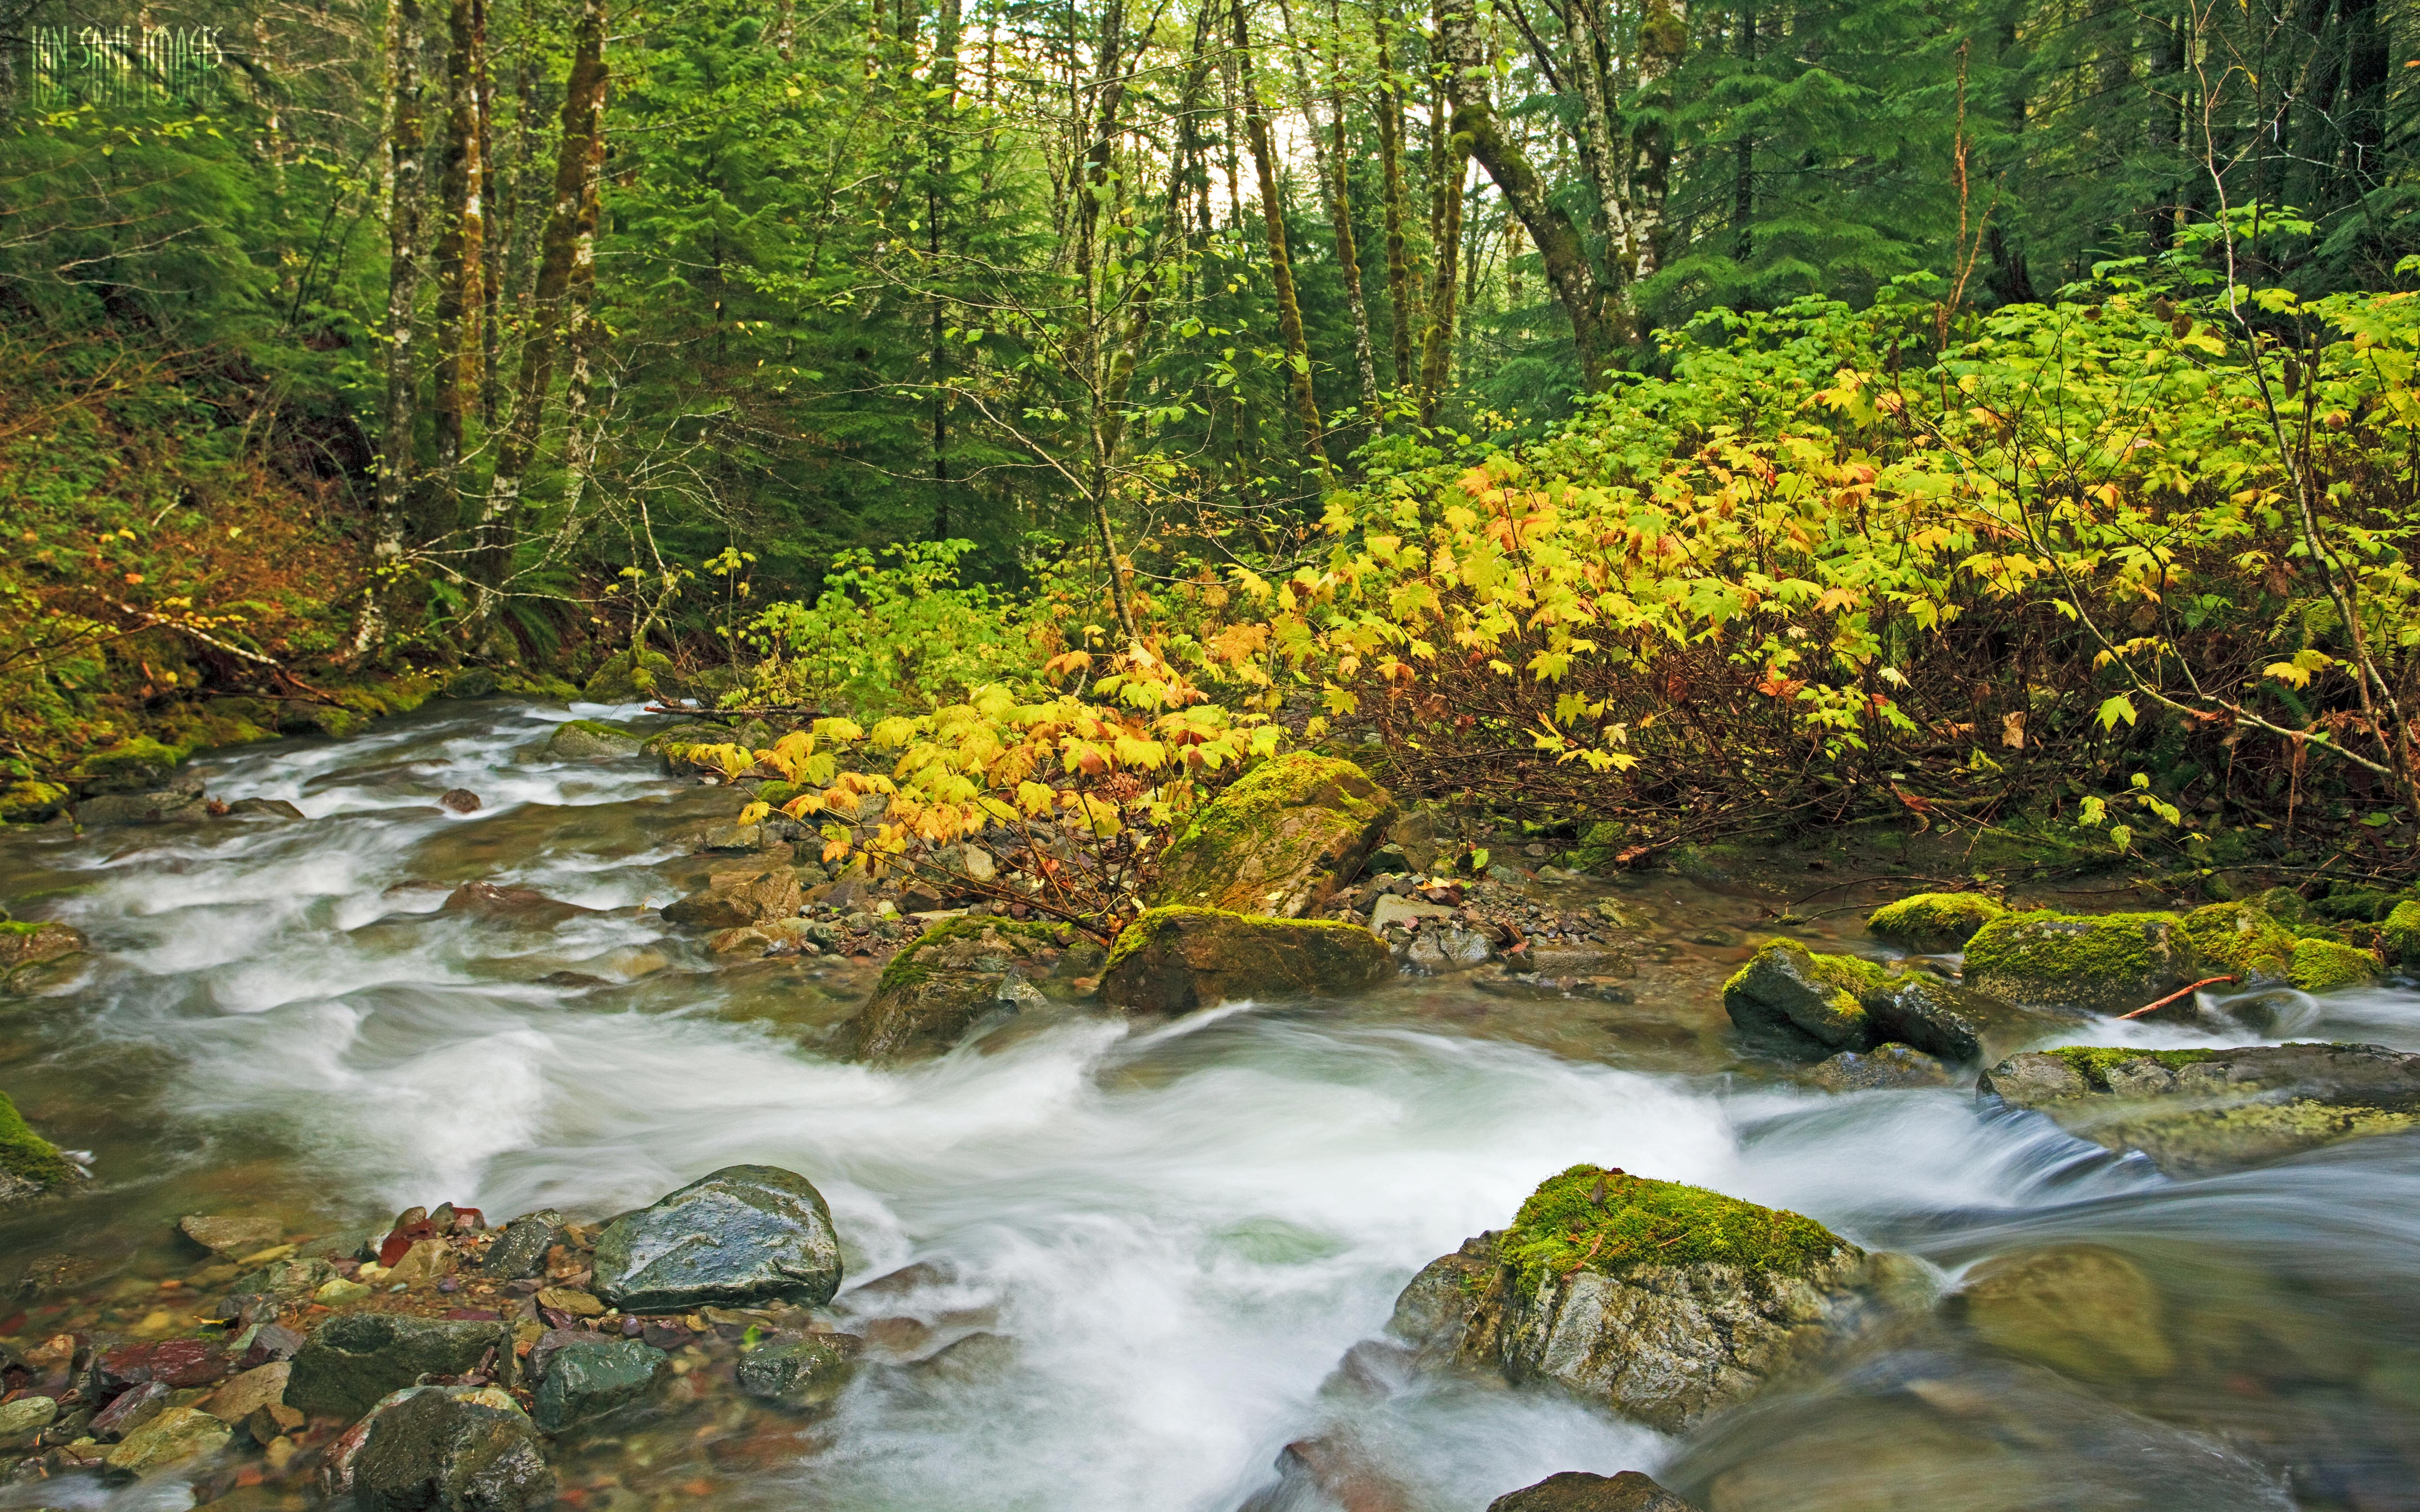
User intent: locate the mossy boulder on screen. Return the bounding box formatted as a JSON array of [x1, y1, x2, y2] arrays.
[[1953, 1244, 2175, 1386], [1721, 941, 1889, 1053], [0, 780, 71, 823], [1980, 1042, 2420, 1176], [72, 736, 185, 793], [2176, 902, 2296, 984], [2381, 900, 2420, 967], [1387, 1166, 1874, 1434], [1099, 906, 1393, 1014], [1857, 972, 2077, 1066], [1146, 753, 1395, 918], [0, 1090, 78, 1206], [843, 917, 1065, 1062], [582, 649, 676, 704], [546, 719, 644, 760], [1864, 891, 2005, 950], [2289, 937, 2382, 994], [1961, 910, 2196, 1016]]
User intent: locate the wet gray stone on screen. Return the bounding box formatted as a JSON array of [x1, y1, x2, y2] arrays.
[[531, 1337, 666, 1433], [351, 1387, 553, 1511], [591, 1164, 843, 1313], [284, 1314, 512, 1422], [479, 1210, 565, 1280], [733, 1334, 857, 1410]]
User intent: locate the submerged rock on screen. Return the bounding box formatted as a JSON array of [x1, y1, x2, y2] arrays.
[[1809, 1043, 1955, 1091], [843, 917, 1067, 1062], [0, 1394, 55, 1451], [1864, 891, 2005, 950], [661, 867, 803, 930], [222, 796, 307, 819], [1146, 752, 1396, 917], [179, 1213, 283, 1258], [0, 920, 88, 984], [284, 1314, 514, 1422], [1952, 1244, 2174, 1386], [532, 1336, 666, 1432], [103, 1404, 230, 1479], [735, 1334, 858, 1411], [1098, 906, 1394, 1014], [1721, 941, 1887, 1052], [591, 1164, 843, 1312], [1486, 1471, 1702, 1512], [547, 719, 644, 760], [1961, 910, 2196, 1016], [1980, 1042, 2420, 1175], [1388, 1166, 1876, 1434], [0, 1090, 78, 1206], [350, 1386, 553, 1511]]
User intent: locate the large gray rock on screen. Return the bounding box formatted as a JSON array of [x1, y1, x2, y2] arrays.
[[1388, 1168, 1881, 1434], [531, 1337, 666, 1433], [660, 868, 802, 930], [284, 1314, 513, 1422], [1980, 1041, 2420, 1176], [351, 1386, 554, 1511], [591, 1164, 842, 1312], [844, 918, 1068, 1063], [1098, 906, 1394, 1014], [1858, 973, 2076, 1066], [1487, 1471, 1702, 1512], [546, 720, 643, 760]]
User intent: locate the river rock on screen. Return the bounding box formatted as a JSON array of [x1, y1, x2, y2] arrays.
[[480, 1209, 566, 1279], [350, 1386, 554, 1511], [2175, 902, 2296, 984], [1952, 1244, 2174, 1386], [1721, 941, 1887, 1052], [0, 1090, 78, 1204], [1864, 891, 2006, 950], [0, 1394, 55, 1451], [439, 789, 482, 814], [441, 882, 594, 927], [532, 1336, 667, 1432], [1961, 910, 2197, 1016], [1405, 923, 1498, 973], [1146, 753, 1396, 917], [199, 1361, 292, 1423], [1857, 972, 2076, 1066], [77, 779, 207, 827], [103, 1405, 230, 1479], [230, 1255, 336, 1298], [92, 1380, 173, 1440], [547, 720, 644, 760], [1808, 1043, 1955, 1091], [179, 1213, 283, 1257], [2289, 937, 2382, 992], [844, 917, 1068, 1062], [94, 1338, 231, 1394], [734, 1334, 858, 1411], [1098, 906, 1395, 1014], [2384, 900, 2420, 966], [1980, 1042, 2420, 1175], [1486, 1471, 1702, 1512], [661, 867, 803, 930], [1388, 1166, 1875, 1434], [592, 1164, 843, 1312], [1, 921, 88, 981], [223, 795, 307, 818], [285, 1313, 514, 1422]]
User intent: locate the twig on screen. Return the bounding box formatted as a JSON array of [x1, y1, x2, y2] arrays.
[[2115, 976, 2237, 1021]]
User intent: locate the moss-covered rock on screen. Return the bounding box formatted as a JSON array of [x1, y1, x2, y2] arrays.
[[0, 1090, 77, 1205], [1146, 753, 1395, 919], [1954, 1245, 2174, 1385], [1099, 906, 1392, 1014], [1864, 891, 2005, 950], [1980, 1041, 2420, 1175], [1961, 910, 2196, 1016], [1721, 941, 1889, 1052], [546, 719, 644, 760], [0, 781, 71, 823], [2289, 937, 2382, 994], [2252, 886, 2311, 927], [0, 920, 87, 996], [2176, 902, 2296, 984], [2381, 900, 2420, 967], [1857, 972, 2077, 1066], [843, 917, 1066, 1063], [1386, 1166, 1875, 1434], [73, 735, 185, 793], [583, 649, 676, 704]]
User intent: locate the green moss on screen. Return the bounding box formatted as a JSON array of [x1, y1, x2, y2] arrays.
[[1150, 754, 1392, 909], [877, 916, 1062, 994], [2313, 885, 2405, 924], [0, 781, 68, 823], [2252, 886, 2310, 925], [74, 735, 187, 780], [0, 920, 43, 937], [0, 1091, 74, 1189], [1866, 891, 2005, 948], [2178, 902, 2297, 981], [2382, 901, 2420, 967], [2045, 1045, 2226, 1090], [1963, 910, 2190, 1013], [2289, 937, 2381, 993], [1103, 904, 1377, 974], [1499, 1164, 1849, 1301]]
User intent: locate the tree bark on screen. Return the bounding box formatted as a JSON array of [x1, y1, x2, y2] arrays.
[[423, 0, 486, 548], [1232, 0, 1329, 472], [928, 0, 962, 538], [1279, 0, 1380, 414], [470, 0, 607, 604], [1417, 67, 1463, 426], [1373, 11, 1415, 392], [356, 0, 427, 655]]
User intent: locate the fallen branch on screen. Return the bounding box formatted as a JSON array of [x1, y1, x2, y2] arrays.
[[97, 594, 340, 704], [2115, 976, 2238, 1021]]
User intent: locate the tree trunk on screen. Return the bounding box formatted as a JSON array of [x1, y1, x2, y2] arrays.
[[470, 0, 607, 604], [1436, 0, 1614, 388], [1231, 0, 1328, 472], [475, 0, 500, 431], [1417, 71, 1463, 426], [928, 0, 962, 539], [1279, 0, 1380, 414], [1373, 12, 1415, 391], [1731, 0, 1753, 263], [356, 0, 427, 655], [423, 0, 486, 549]]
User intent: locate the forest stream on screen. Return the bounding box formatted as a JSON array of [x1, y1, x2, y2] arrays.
[[6, 701, 2420, 1512]]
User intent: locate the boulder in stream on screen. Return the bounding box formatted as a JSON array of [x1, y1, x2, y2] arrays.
[[661, 867, 803, 930], [348, 1385, 554, 1511], [735, 1333, 858, 1411], [531, 1336, 667, 1432], [284, 1314, 514, 1422], [1864, 891, 2005, 950], [1808, 1043, 1955, 1091], [1961, 910, 2197, 1016], [591, 1164, 843, 1312], [76, 779, 207, 827], [479, 1209, 566, 1279], [1146, 752, 1396, 917], [1098, 906, 1394, 1015], [1721, 941, 1887, 1051], [1857, 972, 2078, 1067], [2174, 902, 2297, 984], [1950, 1244, 2175, 1387], [843, 917, 1067, 1062], [2288, 937, 2382, 993], [2384, 900, 2420, 966], [1981, 1042, 2420, 1175], [547, 720, 644, 760], [1486, 1471, 1702, 1512], [1388, 1165, 1879, 1434]]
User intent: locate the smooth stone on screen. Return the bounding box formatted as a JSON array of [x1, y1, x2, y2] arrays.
[[1954, 1244, 2175, 1385], [1098, 906, 1395, 1014], [198, 1361, 291, 1424], [733, 1335, 858, 1411], [350, 1386, 554, 1511], [284, 1314, 514, 1422], [532, 1337, 667, 1433], [179, 1213, 283, 1258], [479, 1210, 565, 1279], [0, 1395, 57, 1451], [103, 1405, 230, 1479], [1486, 1470, 1703, 1512], [1809, 1043, 1956, 1092], [591, 1164, 843, 1313]]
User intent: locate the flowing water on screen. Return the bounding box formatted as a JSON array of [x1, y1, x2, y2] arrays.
[[5, 703, 2420, 1512]]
